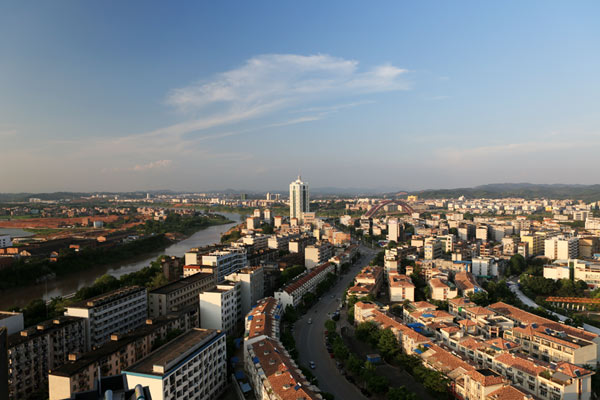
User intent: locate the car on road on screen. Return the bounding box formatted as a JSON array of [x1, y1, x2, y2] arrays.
[[308, 318, 312, 324], [309, 361, 316, 369]]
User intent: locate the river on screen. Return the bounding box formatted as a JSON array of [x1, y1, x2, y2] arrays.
[[0, 212, 242, 309]]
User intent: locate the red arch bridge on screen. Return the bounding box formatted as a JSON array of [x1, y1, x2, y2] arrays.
[[364, 199, 415, 218]]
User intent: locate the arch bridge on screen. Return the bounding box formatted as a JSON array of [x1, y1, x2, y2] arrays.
[[364, 199, 415, 218]]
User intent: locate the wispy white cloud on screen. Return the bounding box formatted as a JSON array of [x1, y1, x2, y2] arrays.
[[132, 159, 172, 171], [94, 54, 409, 158]]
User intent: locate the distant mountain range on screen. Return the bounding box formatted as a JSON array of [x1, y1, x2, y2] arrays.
[[2, 183, 600, 202], [410, 183, 600, 201]]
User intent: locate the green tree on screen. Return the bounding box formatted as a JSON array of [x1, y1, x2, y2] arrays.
[[367, 374, 389, 394], [325, 319, 336, 332], [346, 353, 363, 375], [377, 328, 399, 360], [508, 254, 526, 276]]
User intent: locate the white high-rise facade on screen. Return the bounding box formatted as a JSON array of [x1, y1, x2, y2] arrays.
[[289, 176, 309, 223]]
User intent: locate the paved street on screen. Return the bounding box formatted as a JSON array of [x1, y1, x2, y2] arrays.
[[294, 244, 377, 400]]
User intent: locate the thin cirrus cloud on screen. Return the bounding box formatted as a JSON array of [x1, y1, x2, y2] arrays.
[[110, 54, 410, 154], [75, 54, 410, 170], [101, 159, 173, 174]]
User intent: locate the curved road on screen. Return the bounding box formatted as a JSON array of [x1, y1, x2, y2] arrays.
[[294, 245, 377, 400], [508, 279, 600, 335]]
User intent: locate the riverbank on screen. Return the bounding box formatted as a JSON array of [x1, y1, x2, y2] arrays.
[[0, 213, 240, 309]]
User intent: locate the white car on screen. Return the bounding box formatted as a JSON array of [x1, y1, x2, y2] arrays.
[[310, 361, 316, 369], [308, 318, 312, 324]]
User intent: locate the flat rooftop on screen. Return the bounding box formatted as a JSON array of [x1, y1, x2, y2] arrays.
[[0, 311, 21, 321], [125, 329, 220, 376], [68, 286, 145, 309], [150, 273, 214, 295]]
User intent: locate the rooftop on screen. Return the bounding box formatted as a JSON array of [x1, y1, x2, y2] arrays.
[[150, 272, 214, 295], [124, 329, 221, 376], [68, 286, 146, 309]]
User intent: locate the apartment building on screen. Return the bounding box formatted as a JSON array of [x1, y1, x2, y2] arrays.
[[200, 247, 248, 283], [353, 302, 430, 354], [199, 282, 241, 334], [388, 272, 415, 302], [543, 263, 571, 281], [245, 337, 323, 400], [0, 235, 11, 249], [488, 302, 599, 364], [65, 286, 148, 351], [424, 237, 443, 260], [471, 257, 501, 277], [520, 233, 544, 256], [492, 353, 593, 400], [305, 241, 334, 269], [428, 278, 458, 301], [148, 273, 214, 318], [244, 297, 282, 354], [48, 313, 193, 400], [7, 316, 85, 400], [225, 266, 264, 316], [123, 329, 227, 400], [387, 218, 401, 242], [268, 232, 301, 251], [454, 271, 485, 296], [275, 262, 335, 308], [544, 237, 579, 260], [353, 265, 383, 292], [573, 259, 600, 289], [242, 233, 269, 251]]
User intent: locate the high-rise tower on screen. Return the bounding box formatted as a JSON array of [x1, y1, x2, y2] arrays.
[[289, 176, 309, 223]]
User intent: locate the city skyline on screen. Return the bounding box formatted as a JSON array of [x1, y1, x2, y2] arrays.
[[2, 1, 600, 193]]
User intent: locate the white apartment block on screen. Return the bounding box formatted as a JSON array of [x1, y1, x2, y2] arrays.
[[199, 282, 241, 334], [305, 241, 334, 269], [289, 176, 309, 223], [0, 235, 12, 248], [544, 236, 579, 260], [242, 234, 269, 250], [437, 234, 455, 253], [428, 278, 458, 301], [65, 286, 147, 351], [585, 217, 600, 230], [226, 266, 264, 316], [267, 232, 301, 250], [388, 272, 415, 302], [387, 218, 401, 242], [201, 247, 248, 283], [123, 329, 227, 400], [246, 216, 260, 230], [573, 259, 600, 289], [148, 273, 215, 318], [275, 262, 335, 308], [544, 263, 571, 281], [471, 257, 500, 277], [476, 225, 489, 241]]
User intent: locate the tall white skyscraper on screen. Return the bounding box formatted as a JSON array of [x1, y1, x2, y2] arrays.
[[289, 176, 309, 223]]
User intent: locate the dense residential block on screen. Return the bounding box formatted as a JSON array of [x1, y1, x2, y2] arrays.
[[123, 329, 227, 400], [65, 286, 148, 351]]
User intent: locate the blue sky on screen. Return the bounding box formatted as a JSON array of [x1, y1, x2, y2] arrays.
[[1, 1, 599, 192]]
